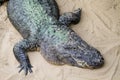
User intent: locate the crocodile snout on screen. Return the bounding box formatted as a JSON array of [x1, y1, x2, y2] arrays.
[[85, 51, 104, 69]]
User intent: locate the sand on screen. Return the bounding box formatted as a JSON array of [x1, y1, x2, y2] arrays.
[[0, 0, 120, 80]]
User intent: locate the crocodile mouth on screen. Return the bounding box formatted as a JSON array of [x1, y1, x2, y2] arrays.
[[73, 58, 93, 69], [71, 56, 104, 69], [71, 56, 92, 68], [75, 60, 103, 69]]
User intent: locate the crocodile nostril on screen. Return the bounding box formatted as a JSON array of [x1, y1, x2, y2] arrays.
[[100, 60, 102, 63], [101, 57, 104, 60]]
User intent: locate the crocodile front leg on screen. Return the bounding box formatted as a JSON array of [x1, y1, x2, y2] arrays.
[[13, 39, 38, 75], [59, 8, 81, 26]]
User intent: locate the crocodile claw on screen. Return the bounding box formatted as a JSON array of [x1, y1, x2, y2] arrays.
[[18, 62, 33, 75]]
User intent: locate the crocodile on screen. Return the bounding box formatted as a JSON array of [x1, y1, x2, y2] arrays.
[[1, 0, 104, 75]]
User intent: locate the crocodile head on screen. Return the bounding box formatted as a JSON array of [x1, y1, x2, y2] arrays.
[[58, 37, 104, 69], [71, 48, 104, 69]]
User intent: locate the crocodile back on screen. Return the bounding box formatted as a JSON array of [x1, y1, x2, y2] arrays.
[[7, 0, 58, 38]]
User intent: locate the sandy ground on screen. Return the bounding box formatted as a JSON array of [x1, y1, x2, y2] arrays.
[[0, 0, 120, 80]]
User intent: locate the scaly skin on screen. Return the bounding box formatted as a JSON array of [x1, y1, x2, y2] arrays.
[[1, 0, 104, 75]]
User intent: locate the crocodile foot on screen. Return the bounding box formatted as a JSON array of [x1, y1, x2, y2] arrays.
[[18, 61, 33, 75]]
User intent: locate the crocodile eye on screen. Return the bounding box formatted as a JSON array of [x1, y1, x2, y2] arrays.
[[73, 48, 76, 50]]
